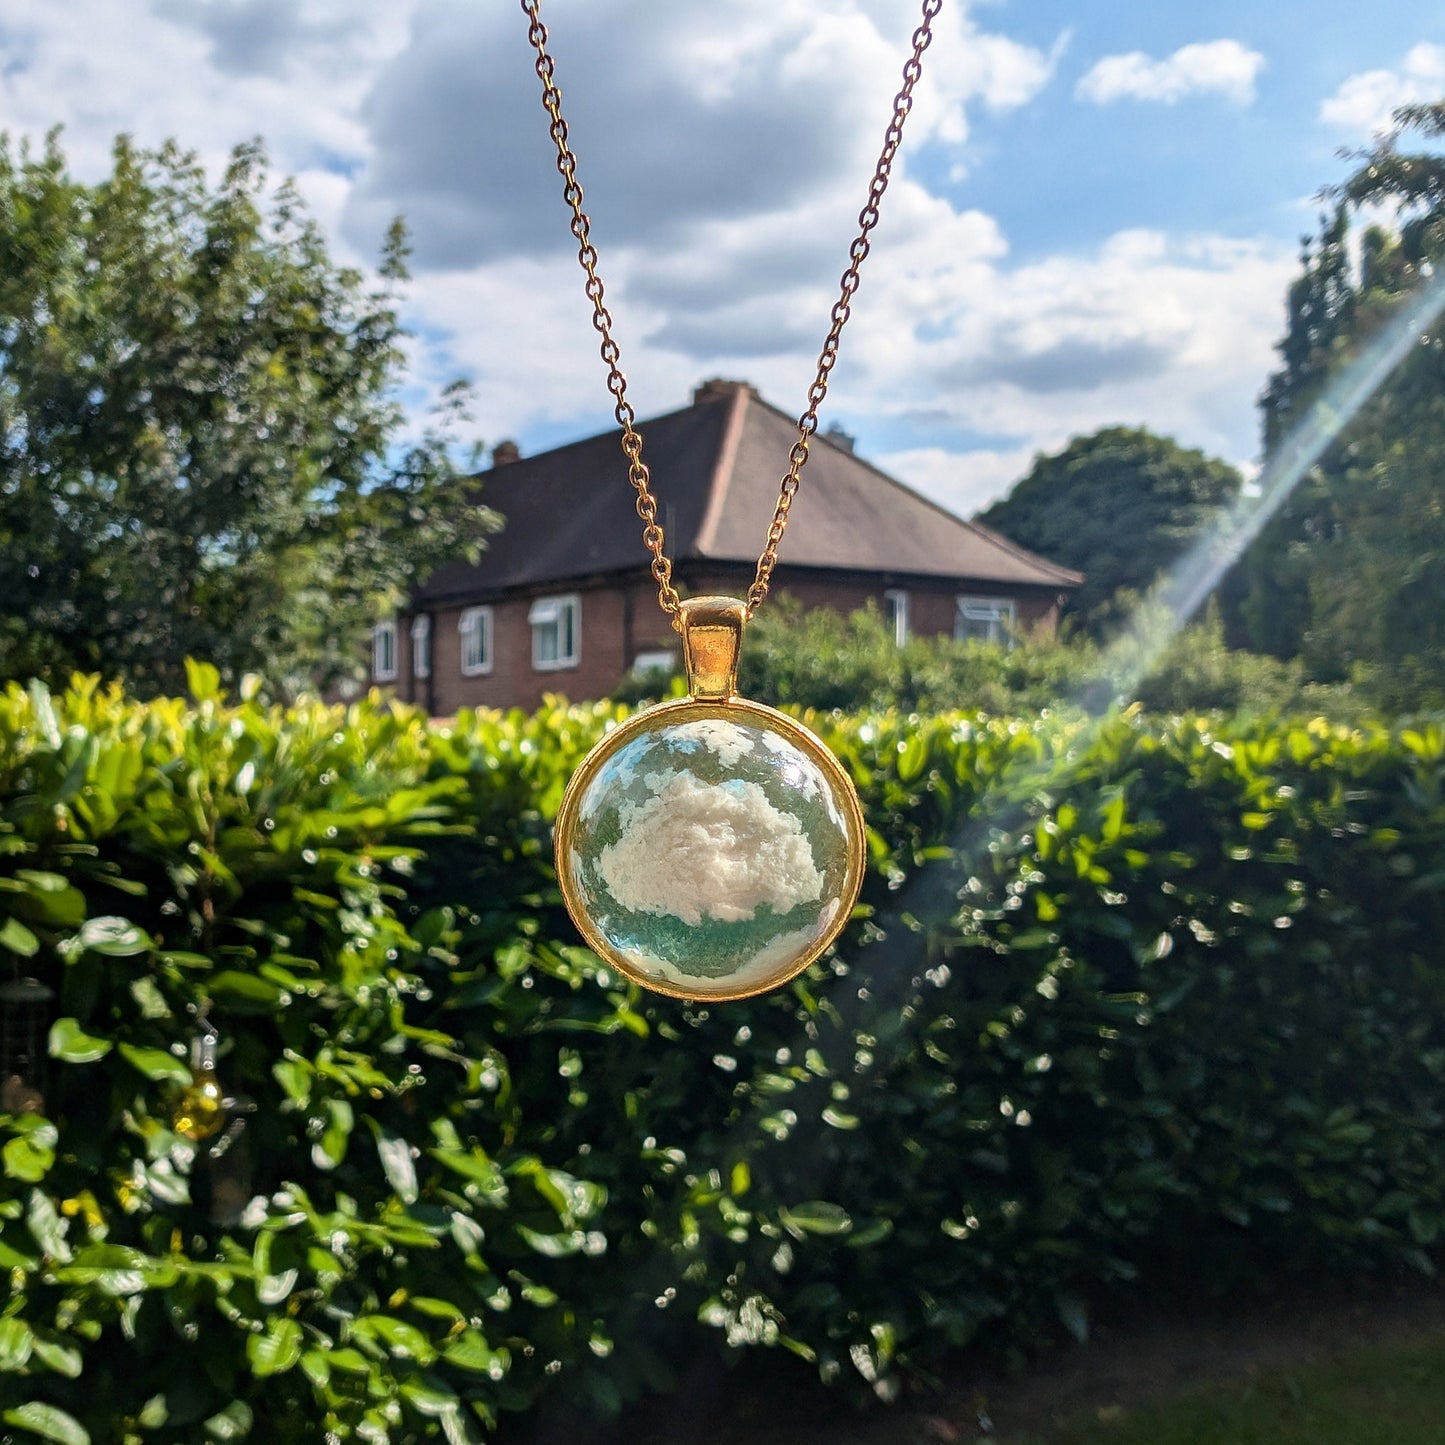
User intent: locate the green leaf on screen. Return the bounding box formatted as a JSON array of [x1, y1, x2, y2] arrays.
[[27, 1189, 72, 1262], [373, 1124, 418, 1204], [0, 1318, 35, 1371], [71, 916, 150, 958], [0, 1239, 39, 1271], [53, 1243, 162, 1296], [313, 1097, 353, 1169], [30, 1334, 83, 1379], [442, 1331, 506, 1376], [185, 659, 223, 703], [353, 1314, 436, 1363], [400, 1379, 461, 1418], [407, 1297, 465, 1324], [779, 1201, 852, 1237], [117, 1041, 189, 1083], [299, 1349, 331, 1389], [846, 1218, 894, 1249], [3, 1133, 55, 1183], [128, 975, 171, 1020], [16, 871, 86, 925], [441, 1404, 483, 1445], [430, 1146, 505, 1194], [203, 1401, 254, 1440], [2, 1402, 90, 1445], [247, 1317, 303, 1377], [272, 1056, 311, 1106], [257, 1270, 298, 1305], [0, 916, 39, 956], [896, 733, 929, 783], [49, 1017, 113, 1064], [515, 1225, 581, 1258], [27, 681, 61, 750], [208, 970, 290, 1012], [137, 1396, 167, 1428], [323, 1347, 374, 1374]]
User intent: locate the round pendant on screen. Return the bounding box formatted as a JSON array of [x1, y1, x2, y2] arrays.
[[554, 692, 866, 1001]]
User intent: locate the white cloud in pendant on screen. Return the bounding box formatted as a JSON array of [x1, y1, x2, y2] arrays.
[[599, 770, 824, 925]]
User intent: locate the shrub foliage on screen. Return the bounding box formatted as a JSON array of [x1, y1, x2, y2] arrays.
[[729, 598, 1358, 720], [2, 672, 1443, 1439]]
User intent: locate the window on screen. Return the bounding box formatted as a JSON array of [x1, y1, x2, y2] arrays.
[[459, 606, 494, 676], [529, 594, 580, 670], [631, 649, 677, 676], [372, 618, 397, 681], [955, 596, 1015, 647], [883, 589, 910, 647], [410, 615, 431, 680]]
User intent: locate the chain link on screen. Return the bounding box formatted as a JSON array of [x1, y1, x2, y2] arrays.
[[521, 0, 940, 620]]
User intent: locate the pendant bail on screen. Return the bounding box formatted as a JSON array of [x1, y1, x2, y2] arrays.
[[677, 596, 747, 700]]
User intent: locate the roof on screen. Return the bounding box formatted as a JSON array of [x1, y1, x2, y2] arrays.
[[416, 380, 1082, 605]]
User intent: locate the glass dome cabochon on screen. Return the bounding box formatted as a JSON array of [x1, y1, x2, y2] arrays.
[[554, 696, 866, 1001]]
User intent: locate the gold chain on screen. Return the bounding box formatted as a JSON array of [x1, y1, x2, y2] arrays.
[[521, 0, 941, 621]]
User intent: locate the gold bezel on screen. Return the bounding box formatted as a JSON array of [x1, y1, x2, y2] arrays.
[[553, 695, 867, 1002]]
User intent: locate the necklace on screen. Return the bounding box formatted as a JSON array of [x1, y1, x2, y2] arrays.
[[523, 0, 941, 1001]]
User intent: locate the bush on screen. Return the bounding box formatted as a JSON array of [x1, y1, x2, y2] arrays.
[[0, 670, 633, 1442], [2, 672, 1444, 1437], [734, 598, 1357, 719]]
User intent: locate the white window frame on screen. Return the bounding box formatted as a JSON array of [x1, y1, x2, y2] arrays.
[[410, 615, 431, 680], [459, 606, 494, 676], [955, 595, 1016, 648], [883, 589, 910, 648], [631, 649, 677, 677], [529, 593, 580, 671], [373, 618, 398, 682]]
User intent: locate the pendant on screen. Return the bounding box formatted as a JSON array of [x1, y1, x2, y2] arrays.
[[554, 597, 866, 1001]]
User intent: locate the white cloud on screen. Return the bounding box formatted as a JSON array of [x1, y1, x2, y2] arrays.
[[413, 168, 1293, 515], [825, 200, 1294, 506], [1318, 42, 1445, 136], [0, 0, 416, 264], [1076, 40, 1265, 106], [343, 0, 1058, 270], [0, 0, 1293, 527]]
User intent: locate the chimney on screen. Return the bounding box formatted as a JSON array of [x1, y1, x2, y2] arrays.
[[491, 440, 521, 467], [693, 378, 757, 404], [823, 422, 856, 454]]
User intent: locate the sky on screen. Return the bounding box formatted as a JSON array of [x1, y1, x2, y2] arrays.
[[1, 0, 1443, 519]]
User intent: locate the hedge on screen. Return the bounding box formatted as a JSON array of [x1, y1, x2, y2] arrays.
[[1, 668, 1443, 1440]]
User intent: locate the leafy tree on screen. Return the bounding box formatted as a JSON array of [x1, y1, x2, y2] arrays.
[[1231, 100, 1445, 700], [1258, 203, 1356, 455], [978, 426, 1242, 637], [0, 131, 498, 696]]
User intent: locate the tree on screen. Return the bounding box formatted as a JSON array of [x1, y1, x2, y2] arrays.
[[0, 132, 498, 696], [978, 426, 1242, 637], [1230, 100, 1445, 699]]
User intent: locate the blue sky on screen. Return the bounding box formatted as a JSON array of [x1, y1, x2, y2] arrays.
[[1, 1, 1442, 517], [957, 1, 1444, 254]]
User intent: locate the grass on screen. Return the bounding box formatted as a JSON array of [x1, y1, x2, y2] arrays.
[[1017, 1328, 1445, 1445]]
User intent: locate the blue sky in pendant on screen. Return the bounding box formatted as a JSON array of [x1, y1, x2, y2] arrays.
[[2, 0, 1441, 515]]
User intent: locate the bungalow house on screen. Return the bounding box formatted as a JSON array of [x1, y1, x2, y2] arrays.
[[375, 379, 1081, 713]]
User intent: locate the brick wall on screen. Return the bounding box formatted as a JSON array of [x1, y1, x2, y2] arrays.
[[397, 580, 682, 715], [385, 568, 1069, 714]]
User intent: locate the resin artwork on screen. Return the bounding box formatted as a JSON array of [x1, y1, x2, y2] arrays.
[[556, 701, 865, 999]]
